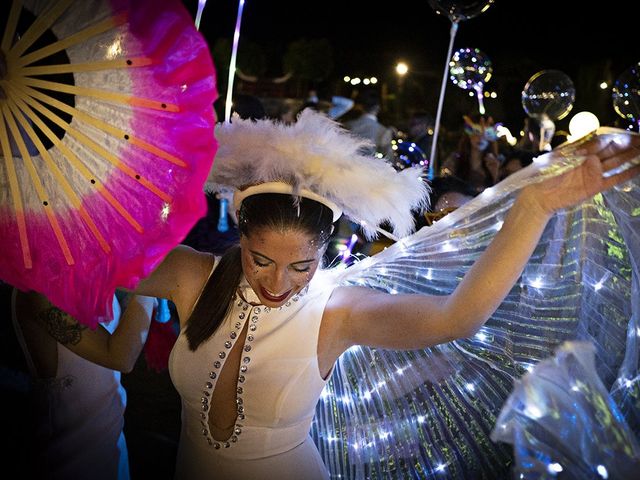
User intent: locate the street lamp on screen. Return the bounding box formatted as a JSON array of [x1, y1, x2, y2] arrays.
[[396, 62, 409, 77]]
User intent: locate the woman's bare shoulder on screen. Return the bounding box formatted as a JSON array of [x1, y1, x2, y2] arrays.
[[168, 245, 216, 285]]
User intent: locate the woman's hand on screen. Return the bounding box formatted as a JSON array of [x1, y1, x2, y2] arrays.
[[522, 133, 640, 217]]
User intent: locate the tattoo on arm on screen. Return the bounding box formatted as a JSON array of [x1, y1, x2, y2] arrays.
[[38, 307, 87, 345]]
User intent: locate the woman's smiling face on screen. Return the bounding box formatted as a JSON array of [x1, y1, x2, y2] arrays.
[[240, 227, 324, 306]]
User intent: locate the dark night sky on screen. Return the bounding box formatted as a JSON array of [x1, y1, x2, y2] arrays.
[[186, 0, 637, 131]]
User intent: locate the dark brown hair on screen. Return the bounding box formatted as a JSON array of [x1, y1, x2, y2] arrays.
[[185, 193, 334, 350]]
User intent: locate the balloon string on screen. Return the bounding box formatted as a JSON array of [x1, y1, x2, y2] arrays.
[[194, 0, 207, 30], [224, 0, 246, 123], [539, 124, 545, 152], [429, 20, 459, 180], [476, 88, 485, 115]]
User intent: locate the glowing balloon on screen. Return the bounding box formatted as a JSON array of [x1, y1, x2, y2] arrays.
[[449, 47, 492, 114], [522, 70, 575, 121], [567, 111, 600, 142], [427, 0, 495, 22], [427, 0, 494, 180], [390, 139, 429, 172], [612, 62, 640, 127]]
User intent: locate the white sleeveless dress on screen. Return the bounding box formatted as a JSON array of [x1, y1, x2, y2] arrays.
[[169, 273, 335, 479]]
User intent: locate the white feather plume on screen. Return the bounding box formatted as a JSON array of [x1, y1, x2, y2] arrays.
[[207, 109, 430, 239]]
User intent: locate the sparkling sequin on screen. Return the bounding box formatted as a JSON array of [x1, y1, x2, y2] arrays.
[[225, 341, 232, 348], [244, 345, 252, 352], [209, 372, 216, 379], [243, 357, 251, 364], [219, 352, 226, 359], [214, 361, 221, 368]]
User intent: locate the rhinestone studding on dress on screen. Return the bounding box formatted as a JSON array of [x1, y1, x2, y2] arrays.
[[202, 300, 262, 450]]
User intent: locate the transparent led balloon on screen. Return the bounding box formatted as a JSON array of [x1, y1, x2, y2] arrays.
[[449, 47, 492, 114], [612, 61, 640, 130], [426, 0, 495, 179], [427, 0, 495, 22], [522, 69, 575, 121]]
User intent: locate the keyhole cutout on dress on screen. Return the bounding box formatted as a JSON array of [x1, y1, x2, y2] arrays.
[[208, 320, 249, 441]]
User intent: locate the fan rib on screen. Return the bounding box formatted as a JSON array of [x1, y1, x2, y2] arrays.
[[15, 12, 128, 68], [18, 83, 188, 168], [0, 108, 32, 268], [18, 57, 153, 75], [8, 0, 75, 60], [10, 89, 144, 233], [1, 102, 74, 265], [1, 1, 22, 53], [7, 97, 111, 254], [23, 77, 180, 112]]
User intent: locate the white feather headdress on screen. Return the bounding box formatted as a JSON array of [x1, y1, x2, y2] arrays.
[[207, 109, 430, 240]]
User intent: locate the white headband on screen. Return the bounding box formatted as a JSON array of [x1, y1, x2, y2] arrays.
[[233, 181, 343, 222]]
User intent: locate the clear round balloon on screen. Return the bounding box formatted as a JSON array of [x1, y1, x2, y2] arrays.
[[427, 0, 495, 22], [521, 70, 576, 121], [390, 139, 429, 172], [449, 47, 492, 91], [612, 61, 640, 125]]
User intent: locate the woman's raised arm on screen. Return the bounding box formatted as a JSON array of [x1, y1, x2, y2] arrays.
[[328, 133, 640, 353]]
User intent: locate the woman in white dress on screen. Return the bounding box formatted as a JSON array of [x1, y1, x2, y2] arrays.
[[9, 289, 155, 480], [130, 110, 640, 479]]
